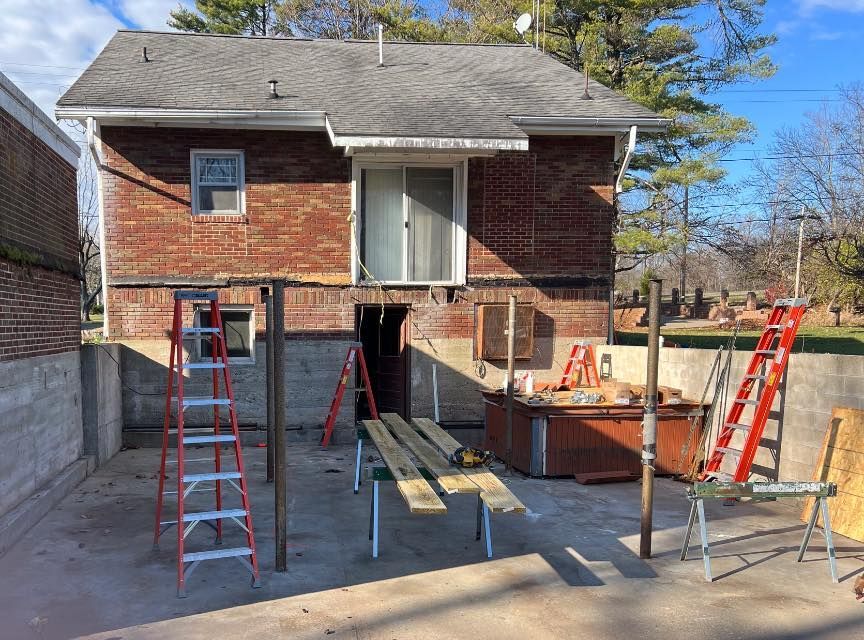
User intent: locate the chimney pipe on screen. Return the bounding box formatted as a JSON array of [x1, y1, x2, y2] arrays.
[[268, 79, 279, 99], [581, 68, 593, 100], [378, 24, 384, 67], [140, 47, 149, 63]]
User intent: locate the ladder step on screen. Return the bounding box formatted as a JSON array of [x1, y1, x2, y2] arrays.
[[755, 350, 776, 356], [736, 399, 760, 405], [716, 447, 742, 457], [178, 362, 226, 370], [182, 508, 247, 522], [173, 396, 232, 407], [745, 374, 767, 381], [765, 324, 783, 330], [183, 434, 236, 444], [183, 471, 241, 482], [706, 470, 733, 481], [181, 327, 220, 334], [183, 547, 252, 563], [725, 422, 752, 431]]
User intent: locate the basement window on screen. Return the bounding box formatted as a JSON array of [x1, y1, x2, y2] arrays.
[[191, 150, 245, 215], [194, 305, 255, 364], [474, 304, 535, 361], [353, 162, 467, 285]]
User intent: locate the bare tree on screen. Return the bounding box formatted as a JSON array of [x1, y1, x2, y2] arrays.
[[78, 154, 101, 321]]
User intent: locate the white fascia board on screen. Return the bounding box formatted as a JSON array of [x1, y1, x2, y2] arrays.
[[333, 133, 528, 153], [2, 72, 80, 166], [510, 115, 671, 134], [55, 106, 327, 130]]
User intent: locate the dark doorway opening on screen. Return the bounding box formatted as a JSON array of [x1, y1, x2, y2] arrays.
[[356, 305, 410, 420]]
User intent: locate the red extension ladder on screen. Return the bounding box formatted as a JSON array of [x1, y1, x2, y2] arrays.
[[700, 298, 808, 482], [321, 342, 378, 448], [153, 291, 260, 597], [560, 341, 600, 389]]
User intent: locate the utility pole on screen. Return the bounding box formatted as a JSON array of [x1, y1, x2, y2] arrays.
[[505, 294, 517, 473], [273, 280, 287, 572], [679, 185, 688, 300], [790, 206, 820, 299], [641, 278, 662, 559]]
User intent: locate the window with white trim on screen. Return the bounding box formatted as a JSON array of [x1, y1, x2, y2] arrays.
[[191, 150, 245, 215], [193, 305, 255, 364], [354, 162, 466, 285]]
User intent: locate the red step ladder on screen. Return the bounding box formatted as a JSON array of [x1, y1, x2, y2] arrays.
[[700, 298, 808, 482], [560, 341, 600, 389], [321, 342, 378, 448], [153, 291, 260, 597]]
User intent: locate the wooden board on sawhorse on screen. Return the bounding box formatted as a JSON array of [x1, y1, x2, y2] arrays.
[[681, 481, 839, 583]]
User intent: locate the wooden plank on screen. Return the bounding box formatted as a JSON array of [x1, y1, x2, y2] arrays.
[[380, 414, 480, 495], [802, 407, 864, 542], [574, 471, 638, 485], [411, 418, 526, 514], [362, 420, 447, 515]]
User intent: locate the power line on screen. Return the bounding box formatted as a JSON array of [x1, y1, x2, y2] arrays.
[[717, 151, 863, 163]]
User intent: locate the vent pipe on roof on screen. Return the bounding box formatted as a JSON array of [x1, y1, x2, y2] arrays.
[[581, 68, 592, 100], [140, 47, 149, 63], [268, 80, 279, 99], [378, 24, 384, 67]]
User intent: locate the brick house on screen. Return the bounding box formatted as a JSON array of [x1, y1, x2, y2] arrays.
[[57, 30, 667, 439], [0, 71, 83, 524]]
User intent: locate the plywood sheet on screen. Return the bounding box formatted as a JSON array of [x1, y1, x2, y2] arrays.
[[412, 417, 526, 514], [802, 407, 864, 542], [362, 420, 446, 514], [380, 413, 479, 495]]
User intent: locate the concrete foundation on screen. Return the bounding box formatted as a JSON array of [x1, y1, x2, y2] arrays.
[[0, 445, 860, 639], [0, 351, 83, 517], [81, 344, 123, 466]]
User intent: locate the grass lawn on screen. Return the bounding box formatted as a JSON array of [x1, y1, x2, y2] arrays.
[[616, 325, 864, 356]]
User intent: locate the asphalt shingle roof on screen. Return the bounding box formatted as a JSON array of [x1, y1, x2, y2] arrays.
[[58, 30, 664, 141]]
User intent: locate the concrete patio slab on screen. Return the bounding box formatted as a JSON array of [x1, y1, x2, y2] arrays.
[[0, 445, 861, 640]]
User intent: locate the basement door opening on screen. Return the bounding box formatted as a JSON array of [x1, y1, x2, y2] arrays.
[[356, 305, 410, 421]]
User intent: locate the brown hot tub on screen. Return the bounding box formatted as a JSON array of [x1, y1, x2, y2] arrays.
[[482, 390, 704, 477]]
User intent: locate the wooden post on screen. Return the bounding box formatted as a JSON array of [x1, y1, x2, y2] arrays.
[[641, 278, 662, 559], [273, 280, 287, 572], [505, 294, 517, 473], [262, 288, 275, 483]]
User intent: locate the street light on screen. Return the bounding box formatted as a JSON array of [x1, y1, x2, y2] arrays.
[[788, 207, 821, 299]]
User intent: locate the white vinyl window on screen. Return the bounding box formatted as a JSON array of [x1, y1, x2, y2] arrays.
[[353, 161, 467, 285], [193, 305, 255, 364], [191, 150, 245, 215]]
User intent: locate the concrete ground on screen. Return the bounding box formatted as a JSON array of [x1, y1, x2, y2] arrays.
[[1, 445, 862, 640]]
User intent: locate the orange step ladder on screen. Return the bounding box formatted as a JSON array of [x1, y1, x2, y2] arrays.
[[560, 341, 600, 389], [700, 298, 807, 482], [153, 291, 260, 597], [321, 342, 378, 448]]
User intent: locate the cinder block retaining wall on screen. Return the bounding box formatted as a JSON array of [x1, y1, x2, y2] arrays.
[[596, 345, 864, 482]]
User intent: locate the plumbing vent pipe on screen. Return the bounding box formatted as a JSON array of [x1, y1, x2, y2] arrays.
[[378, 24, 384, 67], [140, 47, 149, 63], [268, 80, 279, 99]]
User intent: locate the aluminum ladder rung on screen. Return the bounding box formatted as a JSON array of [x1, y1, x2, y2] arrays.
[[183, 547, 252, 563], [745, 374, 767, 381], [736, 399, 760, 406], [172, 396, 232, 407], [715, 447, 742, 457], [182, 471, 242, 482], [183, 434, 236, 444], [182, 508, 247, 522], [177, 362, 226, 370], [755, 350, 776, 356], [181, 327, 221, 334], [725, 422, 752, 431], [765, 324, 783, 330]]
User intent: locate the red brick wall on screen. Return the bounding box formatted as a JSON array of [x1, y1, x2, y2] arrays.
[[0, 107, 79, 361], [100, 127, 352, 284], [101, 128, 615, 341], [467, 136, 615, 281]]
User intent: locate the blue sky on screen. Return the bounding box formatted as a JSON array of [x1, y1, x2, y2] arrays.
[[1, 0, 862, 196]]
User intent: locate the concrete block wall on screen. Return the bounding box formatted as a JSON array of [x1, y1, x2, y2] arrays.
[[596, 344, 864, 482]]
